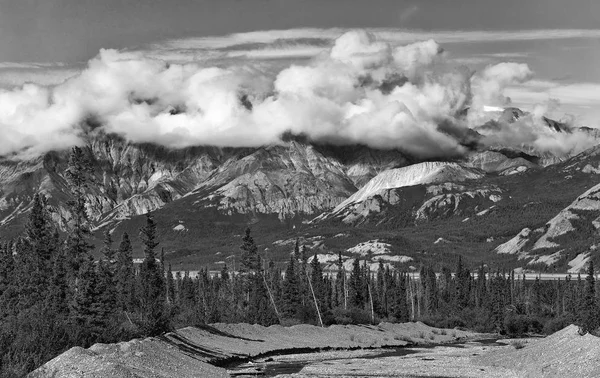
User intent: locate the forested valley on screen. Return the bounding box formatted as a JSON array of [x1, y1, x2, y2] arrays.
[[1, 147, 598, 377]]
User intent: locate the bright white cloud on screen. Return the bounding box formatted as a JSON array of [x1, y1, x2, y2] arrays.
[[0, 29, 598, 159]]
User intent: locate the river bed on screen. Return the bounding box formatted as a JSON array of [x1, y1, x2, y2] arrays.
[[227, 339, 522, 378]]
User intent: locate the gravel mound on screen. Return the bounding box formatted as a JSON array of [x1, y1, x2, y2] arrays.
[[30, 322, 476, 377], [28, 337, 228, 378], [475, 324, 600, 377]]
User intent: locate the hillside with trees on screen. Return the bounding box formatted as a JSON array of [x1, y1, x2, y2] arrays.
[[1, 148, 600, 377]]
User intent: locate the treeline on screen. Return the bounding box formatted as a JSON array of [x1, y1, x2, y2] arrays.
[[1, 147, 599, 377], [0, 147, 169, 377], [171, 237, 600, 339]]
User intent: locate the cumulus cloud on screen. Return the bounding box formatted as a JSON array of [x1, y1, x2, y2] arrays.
[[468, 62, 533, 124], [479, 108, 597, 156], [0, 29, 593, 160]]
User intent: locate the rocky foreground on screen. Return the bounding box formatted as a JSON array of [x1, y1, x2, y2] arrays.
[[475, 324, 600, 377], [30, 323, 600, 377], [29, 322, 475, 377]]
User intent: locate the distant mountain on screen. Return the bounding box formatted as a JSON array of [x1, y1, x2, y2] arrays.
[[494, 145, 600, 273], [314, 161, 489, 225], [1, 109, 600, 272]]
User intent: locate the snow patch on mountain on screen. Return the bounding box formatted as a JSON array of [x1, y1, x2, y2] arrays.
[[333, 162, 483, 212], [500, 166, 529, 175], [307, 253, 347, 264], [372, 255, 413, 263], [477, 206, 496, 216], [173, 223, 188, 232], [347, 240, 392, 256], [568, 253, 590, 274], [582, 164, 600, 174], [466, 151, 536, 174], [528, 251, 562, 266], [415, 189, 501, 220], [495, 228, 532, 255], [532, 183, 600, 251]]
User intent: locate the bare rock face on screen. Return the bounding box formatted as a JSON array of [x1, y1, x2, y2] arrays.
[[188, 142, 360, 219], [0, 136, 409, 235], [465, 150, 537, 173], [315, 162, 497, 225], [0, 136, 236, 235], [495, 182, 600, 273]]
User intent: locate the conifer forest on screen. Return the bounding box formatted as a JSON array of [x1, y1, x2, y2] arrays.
[[0, 148, 598, 377]]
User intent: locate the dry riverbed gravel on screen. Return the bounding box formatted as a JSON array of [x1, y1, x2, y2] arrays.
[[29, 322, 475, 377], [31, 322, 600, 378]]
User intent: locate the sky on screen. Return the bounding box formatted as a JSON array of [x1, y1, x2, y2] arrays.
[[1, 0, 599, 63], [0, 0, 599, 157]]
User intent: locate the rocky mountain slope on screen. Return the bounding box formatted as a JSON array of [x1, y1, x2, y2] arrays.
[[494, 155, 600, 273], [1, 110, 600, 272], [0, 136, 408, 238]]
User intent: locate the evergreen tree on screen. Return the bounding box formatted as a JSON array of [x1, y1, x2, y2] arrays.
[[115, 233, 135, 311], [293, 238, 301, 260], [220, 263, 230, 281], [240, 228, 260, 273], [393, 273, 409, 322], [48, 249, 69, 316], [310, 253, 326, 310], [70, 255, 104, 345], [16, 194, 59, 311], [138, 212, 168, 335], [334, 251, 346, 309], [582, 261, 598, 334], [96, 259, 118, 328], [376, 261, 387, 317], [349, 258, 364, 308], [100, 229, 115, 262], [65, 146, 93, 275], [167, 263, 176, 304], [282, 255, 301, 319]]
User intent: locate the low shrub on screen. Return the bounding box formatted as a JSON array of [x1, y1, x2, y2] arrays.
[[331, 307, 375, 325], [394, 334, 412, 342], [543, 316, 572, 335], [504, 315, 529, 337]]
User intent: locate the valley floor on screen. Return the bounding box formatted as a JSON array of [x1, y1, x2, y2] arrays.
[[247, 342, 520, 378], [30, 322, 600, 378], [30, 322, 477, 378]]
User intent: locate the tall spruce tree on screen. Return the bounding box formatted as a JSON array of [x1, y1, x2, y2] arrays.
[[65, 146, 93, 275], [282, 255, 301, 319], [48, 249, 69, 316], [349, 258, 364, 308], [310, 253, 326, 310], [582, 261, 598, 334], [240, 228, 260, 273], [115, 232, 135, 311], [335, 251, 346, 309], [138, 212, 168, 335], [70, 255, 104, 345], [17, 194, 59, 311]]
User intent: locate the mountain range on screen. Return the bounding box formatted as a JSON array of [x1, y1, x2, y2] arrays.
[[1, 108, 599, 273]]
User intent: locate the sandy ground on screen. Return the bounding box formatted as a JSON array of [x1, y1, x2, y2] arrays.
[[475, 324, 600, 378], [232, 325, 600, 377], [31, 322, 600, 378], [30, 322, 478, 378], [270, 343, 523, 378]]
